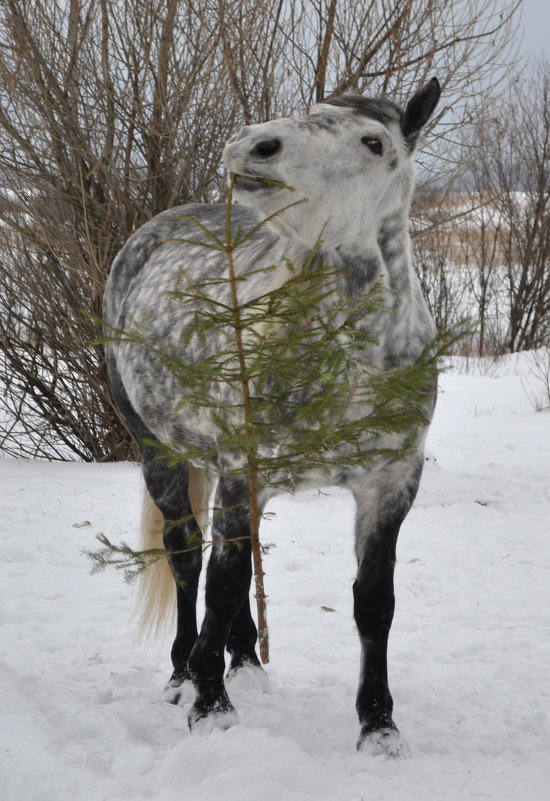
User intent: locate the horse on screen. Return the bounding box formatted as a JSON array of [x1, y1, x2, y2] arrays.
[[103, 77, 441, 756]]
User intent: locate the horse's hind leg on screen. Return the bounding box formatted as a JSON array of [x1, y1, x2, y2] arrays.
[[187, 475, 256, 729], [105, 359, 203, 697], [141, 446, 202, 699]]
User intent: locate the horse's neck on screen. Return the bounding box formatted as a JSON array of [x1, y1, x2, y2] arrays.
[[322, 206, 413, 297], [262, 237, 313, 294], [268, 200, 415, 298], [266, 201, 429, 365], [377, 208, 415, 292], [320, 206, 424, 364]]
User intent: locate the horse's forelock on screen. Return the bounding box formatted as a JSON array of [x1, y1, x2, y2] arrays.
[[323, 95, 402, 128]]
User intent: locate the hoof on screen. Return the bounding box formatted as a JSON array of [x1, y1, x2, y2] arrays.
[[226, 660, 271, 693], [163, 671, 194, 706], [357, 725, 409, 759], [227, 651, 262, 673], [188, 695, 239, 733]]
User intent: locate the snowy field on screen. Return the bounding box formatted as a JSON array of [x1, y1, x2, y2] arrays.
[[1, 355, 549, 801]]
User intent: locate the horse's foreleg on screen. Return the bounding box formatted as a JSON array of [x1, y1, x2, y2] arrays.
[[187, 476, 254, 729], [351, 460, 423, 755], [353, 515, 399, 748], [226, 602, 261, 675]]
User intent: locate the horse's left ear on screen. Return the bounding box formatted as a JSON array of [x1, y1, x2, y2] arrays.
[[401, 77, 441, 150]]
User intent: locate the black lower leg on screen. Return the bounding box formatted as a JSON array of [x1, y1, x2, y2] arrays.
[[167, 544, 201, 683], [187, 477, 253, 725], [187, 540, 253, 722], [354, 523, 399, 738], [226, 601, 261, 672], [142, 449, 203, 687]]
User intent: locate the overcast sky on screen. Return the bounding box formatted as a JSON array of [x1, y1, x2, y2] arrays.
[[520, 0, 550, 58]]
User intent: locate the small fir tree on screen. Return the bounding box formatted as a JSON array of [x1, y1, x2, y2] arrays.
[[88, 178, 452, 662]]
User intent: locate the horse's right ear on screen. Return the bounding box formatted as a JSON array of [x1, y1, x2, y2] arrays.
[[401, 77, 441, 150]]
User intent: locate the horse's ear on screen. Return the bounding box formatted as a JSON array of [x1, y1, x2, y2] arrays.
[[401, 77, 441, 150]]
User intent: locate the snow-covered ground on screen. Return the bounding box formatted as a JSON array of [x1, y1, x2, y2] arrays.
[[1, 356, 549, 801]]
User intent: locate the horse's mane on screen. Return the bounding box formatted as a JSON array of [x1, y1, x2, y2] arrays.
[[324, 95, 402, 126]]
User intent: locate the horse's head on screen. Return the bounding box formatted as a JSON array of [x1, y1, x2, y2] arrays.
[[223, 79, 440, 248]]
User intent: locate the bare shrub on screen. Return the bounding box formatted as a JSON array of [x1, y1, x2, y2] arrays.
[[0, 0, 521, 459], [521, 348, 550, 412]]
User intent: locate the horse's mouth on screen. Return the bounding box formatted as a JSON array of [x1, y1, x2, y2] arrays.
[[231, 172, 292, 193]]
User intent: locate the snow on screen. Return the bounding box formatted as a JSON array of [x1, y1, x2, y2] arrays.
[[1, 356, 549, 801]]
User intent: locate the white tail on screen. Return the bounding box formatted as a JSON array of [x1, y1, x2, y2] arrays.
[[137, 463, 211, 638]]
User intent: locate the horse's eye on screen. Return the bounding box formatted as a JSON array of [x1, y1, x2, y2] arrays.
[[361, 137, 383, 155]]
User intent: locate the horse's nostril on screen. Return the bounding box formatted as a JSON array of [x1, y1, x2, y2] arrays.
[[250, 138, 282, 159]]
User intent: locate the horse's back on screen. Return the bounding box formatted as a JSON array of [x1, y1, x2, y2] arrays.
[[103, 202, 263, 331]]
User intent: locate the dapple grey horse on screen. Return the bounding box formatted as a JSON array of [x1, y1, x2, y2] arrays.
[[103, 78, 441, 756]]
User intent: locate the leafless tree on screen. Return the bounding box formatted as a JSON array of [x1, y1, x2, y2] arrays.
[[463, 59, 550, 353], [0, 0, 240, 459], [411, 57, 550, 357], [410, 184, 473, 337]]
